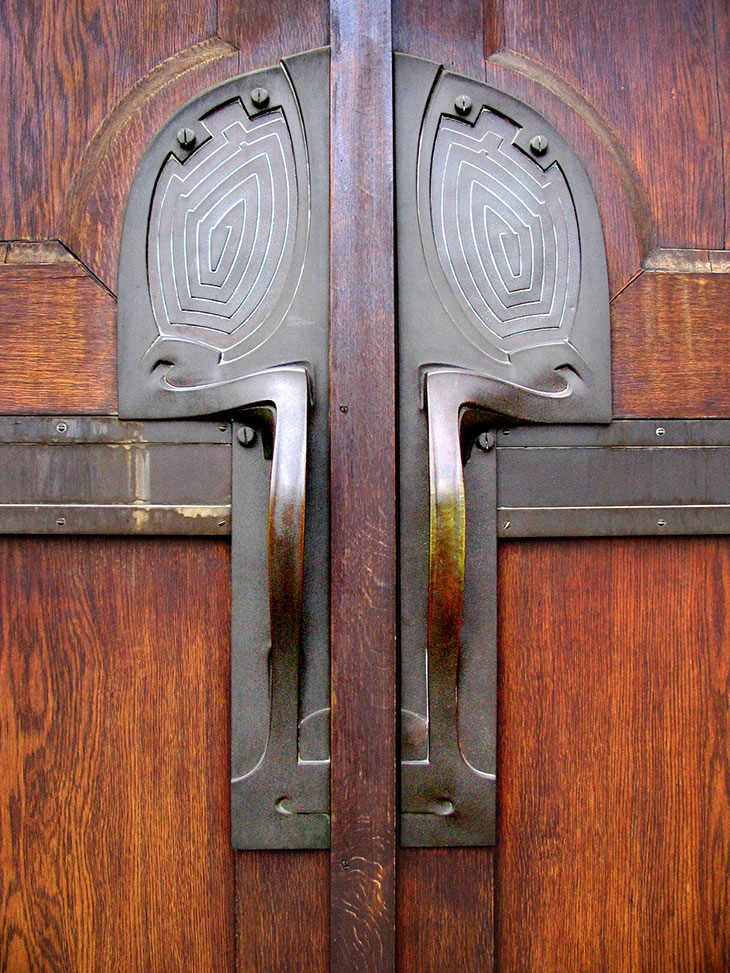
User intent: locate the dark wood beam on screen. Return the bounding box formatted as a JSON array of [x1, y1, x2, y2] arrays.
[[329, 1, 397, 968]]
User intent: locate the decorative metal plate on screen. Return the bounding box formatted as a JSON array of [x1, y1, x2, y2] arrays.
[[395, 54, 611, 846], [117, 49, 330, 849]]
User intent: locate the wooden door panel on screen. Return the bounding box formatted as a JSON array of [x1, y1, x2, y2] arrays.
[[0, 537, 329, 971], [497, 538, 730, 970], [0, 537, 234, 970], [496, 0, 725, 251]]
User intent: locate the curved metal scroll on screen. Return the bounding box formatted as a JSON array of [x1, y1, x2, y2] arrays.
[[117, 49, 330, 849], [395, 54, 611, 846]]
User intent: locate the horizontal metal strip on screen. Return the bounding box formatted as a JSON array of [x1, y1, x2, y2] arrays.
[[0, 443, 231, 505], [0, 416, 232, 444], [496, 419, 730, 448], [0, 504, 231, 535], [497, 445, 730, 509], [498, 505, 730, 538]]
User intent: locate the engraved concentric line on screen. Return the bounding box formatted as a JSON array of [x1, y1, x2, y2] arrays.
[[148, 100, 297, 353], [430, 108, 580, 353]]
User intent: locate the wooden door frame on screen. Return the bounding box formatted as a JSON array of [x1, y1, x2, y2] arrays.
[[329, 0, 398, 967]]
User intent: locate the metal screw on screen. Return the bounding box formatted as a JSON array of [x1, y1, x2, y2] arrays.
[[454, 94, 472, 115], [656, 426, 666, 437], [529, 134, 549, 155], [341, 859, 351, 869], [56, 421, 67, 433], [218, 520, 226, 528], [176, 127, 196, 150], [502, 429, 511, 436], [250, 87, 270, 108], [56, 517, 66, 526], [475, 431, 494, 452], [218, 423, 227, 432], [503, 520, 512, 531], [657, 518, 667, 528], [339, 405, 349, 415], [237, 426, 256, 447]]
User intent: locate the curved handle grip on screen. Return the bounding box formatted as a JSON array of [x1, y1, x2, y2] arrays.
[[237, 367, 310, 788], [402, 365, 580, 844], [424, 365, 578, 767], [143, 360, 328, 844]]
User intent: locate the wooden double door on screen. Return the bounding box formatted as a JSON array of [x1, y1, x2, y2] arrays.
[[1, 0, 730, 969]]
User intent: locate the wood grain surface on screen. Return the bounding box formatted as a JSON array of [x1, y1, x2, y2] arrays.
[[329, 0, 397, 968], [496, 538, 730, 970], [0, 0, 217, 240], [0, 537, 234, 971], [236, 852, 328, 972], [612, 271, 730, 418], [219, 0, 328, 74], [397, 848, 493, 971], [494, 0, 725, 251], [0, 262, 117, 415], [393, 0, 485, 78]]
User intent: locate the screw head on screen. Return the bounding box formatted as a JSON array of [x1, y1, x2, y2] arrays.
[[529, 134, 549, 156], [250, 87, 270, 108], [176, 127, 196, 150], [655, 426, 666, 437], [475, 431, 494, 452], [237, 425, 257, 447], [454, 94, 473, 116], [56, 421, 68, 433]]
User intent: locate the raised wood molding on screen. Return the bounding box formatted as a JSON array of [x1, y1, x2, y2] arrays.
[[643, 248, 730, 273], [59, 38, 240, 294]]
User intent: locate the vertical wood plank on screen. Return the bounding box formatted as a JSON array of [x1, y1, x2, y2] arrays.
[[236, 852, 329, 971], [496, 538, 730, 970], [393, 0, 485, 78], [0, 537, 234, 971], [397, 848, 493, 971], [329, 1, 397, 968]]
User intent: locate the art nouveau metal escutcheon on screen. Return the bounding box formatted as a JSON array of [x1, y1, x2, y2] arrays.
[[395, 55, 612, 845], [117, 49, 330, 848]]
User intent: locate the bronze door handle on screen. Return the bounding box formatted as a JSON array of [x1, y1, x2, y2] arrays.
[[402, 364, 585, 844]]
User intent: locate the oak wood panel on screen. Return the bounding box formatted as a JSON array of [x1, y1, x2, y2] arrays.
[[496, 538, 730, 971], [496, 0, 724, 250], [611, 271, 730, 418], [330, 0, 397, 967], [218, 0, 329, 74], [0, 537, 234, 970], [397, 849, 493, 971], [393, 0, 485, 79], [236, 852, 328, 972], [0, 0, 216, 240], [0, 263, 117, 415], [59, 38, 240, 293]]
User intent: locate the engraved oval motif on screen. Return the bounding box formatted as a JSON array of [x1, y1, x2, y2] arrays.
[[148, 100, 298, 354], [430, 109, 581, 354]]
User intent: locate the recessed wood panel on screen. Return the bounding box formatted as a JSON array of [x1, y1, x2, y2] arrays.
[[612, 271, 730, 418], [0, 263, 117, 415], [496, 537, 730, 970], [0, 537, 234, 970]]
